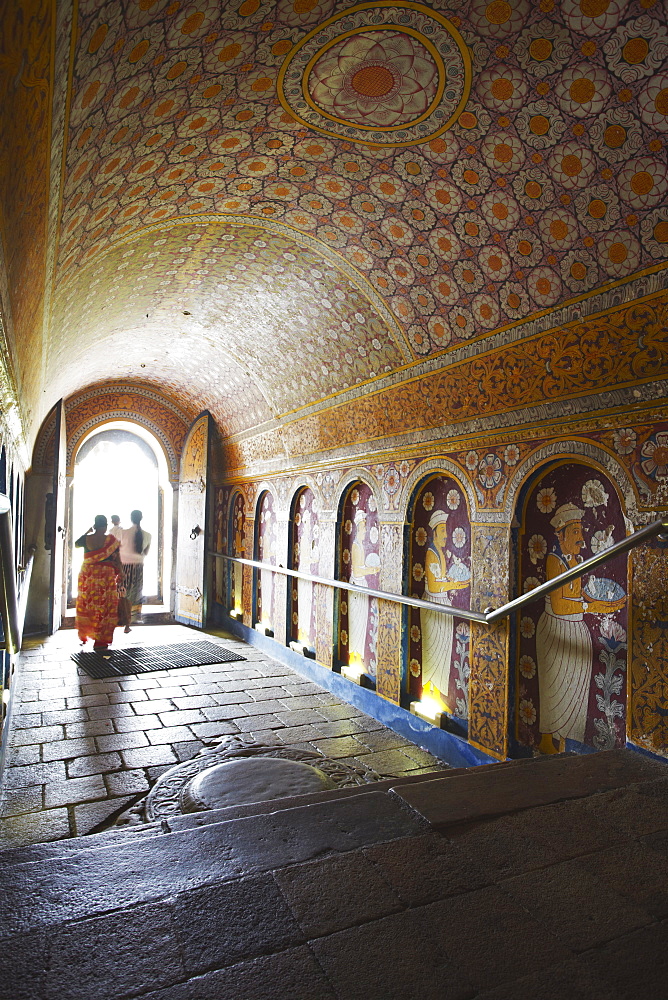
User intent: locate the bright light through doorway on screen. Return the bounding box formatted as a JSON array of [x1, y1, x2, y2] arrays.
[[71, 426, 171, 604]]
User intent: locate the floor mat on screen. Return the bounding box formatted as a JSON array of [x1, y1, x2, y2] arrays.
[[72, 640, 246, 678]]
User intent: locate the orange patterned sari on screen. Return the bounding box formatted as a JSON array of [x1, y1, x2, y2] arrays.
[[76, 535, 121, 646]]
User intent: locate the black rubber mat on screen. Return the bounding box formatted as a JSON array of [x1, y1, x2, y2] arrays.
[[72, 640, 246, 678]]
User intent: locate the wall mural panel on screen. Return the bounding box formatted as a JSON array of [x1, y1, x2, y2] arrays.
[[338, 482, 380, 677], [408, 474, 472, 717], [630, 538, 668, 755], [290, 487, 319, 650], [516, 462, 629, 754], [214, 406, 665, 760], [256, 490, 276, 630], [230, 491, 246, 614], [211, 485, 229, 609]]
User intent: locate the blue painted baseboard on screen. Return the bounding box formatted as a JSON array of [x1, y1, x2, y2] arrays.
[[210, 609, 496, 768]]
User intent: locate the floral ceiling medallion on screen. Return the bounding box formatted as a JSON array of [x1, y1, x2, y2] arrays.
[[277, 1, 471, 147]]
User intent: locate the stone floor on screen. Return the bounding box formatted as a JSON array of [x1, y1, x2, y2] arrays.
[[0, 748, 667, 999], [0, 624, 446, 848]]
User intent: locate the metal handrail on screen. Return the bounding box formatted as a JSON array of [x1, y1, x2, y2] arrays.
[[209, 517, 668, 626], [0, 495, 33, 655]]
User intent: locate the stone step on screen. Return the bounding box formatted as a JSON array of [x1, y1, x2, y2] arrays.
[[391, 747, 667, 830], [0, 751, 562, 864], [0, 789, 427, 940], [163, 752, 558, 833]]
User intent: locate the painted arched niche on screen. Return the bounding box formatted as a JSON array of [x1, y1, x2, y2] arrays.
[[211, 485, 229, 607], [407, 474, 472, 718], [290, 486, 320, 649], [228, 491, 246, 615], [255, 490, 276, 630], [516, 461, 629, 754], [338, 482, 380, 677]]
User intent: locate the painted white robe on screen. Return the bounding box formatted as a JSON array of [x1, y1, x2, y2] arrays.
[[421, 545, 454, 699], [536, 553, 592, 743]]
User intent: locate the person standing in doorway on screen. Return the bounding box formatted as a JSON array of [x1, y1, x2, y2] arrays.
[[109, 514, 123, 540], [75, 514, 123, 650], [119, 509, 152, 631]]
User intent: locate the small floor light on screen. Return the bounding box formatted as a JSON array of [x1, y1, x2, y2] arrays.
[[409, 696, 444, 727], [341, 663, 365, 684]]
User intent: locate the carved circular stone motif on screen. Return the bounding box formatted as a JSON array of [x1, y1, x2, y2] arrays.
[[180, 757, 336, 813], [277, 2, 471, 148], [144, 736, 384, 822]]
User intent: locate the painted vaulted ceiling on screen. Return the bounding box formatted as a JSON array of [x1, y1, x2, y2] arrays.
[[1, 0, 667, 460]]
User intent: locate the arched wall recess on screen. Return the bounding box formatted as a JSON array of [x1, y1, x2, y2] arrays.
[[401, 458, 480, 525], [505, 440, 639, 525]]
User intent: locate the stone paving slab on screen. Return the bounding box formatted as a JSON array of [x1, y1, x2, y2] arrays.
[[1, 624, 446, 849]]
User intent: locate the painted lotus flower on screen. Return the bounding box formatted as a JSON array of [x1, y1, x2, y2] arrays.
[[555, 64, 612, 118], [479, 453, 503, 489], [519, 698, 537, 726], [413, 562, 424, 582], [640, 432, 668, 480], [410, 657, 421, 677], [604, 16, 668, 84], [384, 467, 400, 495], [520, 616, 535, 638], [523, 576, 540, 593], [519, 655, 537, 679], [350, 488, 360, 505], [447, 490, 461, 510], [638, 72, 668, 132], [415, 526, 428, 548], [465, 451, 479, 471], [548, 141, 597, 190], [528, 534, 547, 565], [340, 630, 348, 646], [410, 624, 421, 643], [422, 491, 435, 511], [613, 428, 637, 455], [368, 495, 378, 512], [591, 528, 615, 555], [342, 548, 350, 564], [452, 527, 466, 549], [582, 479, 609, 508], [600, 617, 627, 644], [599, 232, 641, 279], [308, 30, 438, 128]]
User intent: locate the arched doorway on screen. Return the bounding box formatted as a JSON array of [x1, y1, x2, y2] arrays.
[[68, 423, 173, 612]]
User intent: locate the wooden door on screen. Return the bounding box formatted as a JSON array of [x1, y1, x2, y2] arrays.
[[48, 400, 67, 634], [175, 412, 211, 627]]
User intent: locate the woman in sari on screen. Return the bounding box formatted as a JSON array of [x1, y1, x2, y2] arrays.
[[119, 509, 152, 631], [75, 514, 122, 650]]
